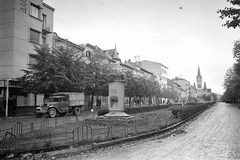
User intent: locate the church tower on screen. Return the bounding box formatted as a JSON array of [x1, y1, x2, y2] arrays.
[[112, 44, 121, 63], [196, 66, 202, 89]]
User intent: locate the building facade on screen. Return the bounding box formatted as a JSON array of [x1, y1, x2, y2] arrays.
[[172, 77, 191, 103], [0, 0, 54, 106], [137, 60, 168, 89], [124, 59, 154, 78]]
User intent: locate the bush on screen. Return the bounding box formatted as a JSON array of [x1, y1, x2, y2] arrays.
[[171, 103, 215, 119], [98, 109, 109, 116]]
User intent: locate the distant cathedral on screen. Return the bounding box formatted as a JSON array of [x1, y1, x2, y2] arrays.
[[196, 66, 202, 90], [195, 66, 211, 96]]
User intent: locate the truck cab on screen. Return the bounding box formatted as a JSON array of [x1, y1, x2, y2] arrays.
[[36, 92, 84, 118]]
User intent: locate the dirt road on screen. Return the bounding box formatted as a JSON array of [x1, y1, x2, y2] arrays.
[[59, 102, 240, 160]]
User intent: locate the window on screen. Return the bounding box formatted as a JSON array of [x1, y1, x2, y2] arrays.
[[30, 29, 40, 44], [30, 3, 40, 18], [42, 14, 47, 28], [28, 54, 36, 68], [161, 68, 167, 74], [42, 36, 46, 45], [86, 51, 92, 58]]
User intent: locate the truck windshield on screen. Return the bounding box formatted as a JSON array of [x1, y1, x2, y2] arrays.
[[44, 98, 60, 103], [49, 98, 60, 102]]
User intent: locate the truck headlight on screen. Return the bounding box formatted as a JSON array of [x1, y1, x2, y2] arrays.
[[36, 107, 41, 111]]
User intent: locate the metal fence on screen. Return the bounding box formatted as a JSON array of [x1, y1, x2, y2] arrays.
[[0, 113, 181, 155], [0, 112, 90, 140], [0, 104, 213, 156]]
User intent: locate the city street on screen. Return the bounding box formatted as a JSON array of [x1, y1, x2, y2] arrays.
[[58, 102, 240, 160]]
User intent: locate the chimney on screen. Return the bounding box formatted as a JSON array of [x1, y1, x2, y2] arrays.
[[134, 55, 141, 67]]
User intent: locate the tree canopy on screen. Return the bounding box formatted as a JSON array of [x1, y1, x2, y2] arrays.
[[218, 0, 240, 28], [19, 45, 177, 105], [19, 45, 112, 95], [222, 40, 240, 102]]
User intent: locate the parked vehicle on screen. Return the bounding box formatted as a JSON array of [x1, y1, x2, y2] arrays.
[[35, 92, 85, 118]]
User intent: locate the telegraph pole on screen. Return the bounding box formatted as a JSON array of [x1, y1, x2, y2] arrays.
[[5, 79, 9, 118]]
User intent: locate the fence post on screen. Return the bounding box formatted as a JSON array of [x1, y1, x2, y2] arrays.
[[30, 121, 34, 132], [41, 118, 49, 129], [49, 132, 52, 147], [11, 122, 23, 136], [107, 125, 112, 140], [55, 118, 57, 127]]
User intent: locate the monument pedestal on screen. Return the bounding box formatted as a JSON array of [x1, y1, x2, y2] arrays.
[[104, 79, 130, 117], [104, 111, 130, 117]]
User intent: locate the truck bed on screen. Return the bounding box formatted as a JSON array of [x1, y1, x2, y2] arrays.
[[52, 92, 85, 106]]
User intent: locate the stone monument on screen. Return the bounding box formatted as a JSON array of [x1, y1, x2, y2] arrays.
[[104, 71, 130, 117]]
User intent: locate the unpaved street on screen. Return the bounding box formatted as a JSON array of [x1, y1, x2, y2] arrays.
[[59, 103, 240, 160]]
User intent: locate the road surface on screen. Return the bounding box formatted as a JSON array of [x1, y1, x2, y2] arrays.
[[59, 102, 240, 160]]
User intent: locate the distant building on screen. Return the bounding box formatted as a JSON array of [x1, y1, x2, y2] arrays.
[[53, 33, 85, 53], [135, 60, 168, 89], [196, 66, 202, 91], [195, 66, 212, 101], [172, 77, 191, 103], [124, 59, 154, 78]]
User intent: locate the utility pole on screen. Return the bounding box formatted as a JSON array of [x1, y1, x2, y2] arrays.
[[5, 79, 9, 117]]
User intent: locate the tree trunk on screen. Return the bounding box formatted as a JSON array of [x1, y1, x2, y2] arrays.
[[129, 97, 132, 108], [90, 91, 95, 109]]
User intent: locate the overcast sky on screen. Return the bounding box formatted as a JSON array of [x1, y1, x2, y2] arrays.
[[44, 0, 239, 95]]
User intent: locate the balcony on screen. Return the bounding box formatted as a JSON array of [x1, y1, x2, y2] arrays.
[[42, 22, 52, 34], [42, 26, 52, 34]]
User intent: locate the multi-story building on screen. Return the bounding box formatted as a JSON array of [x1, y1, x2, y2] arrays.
[[124, 59, 154, 78], [172, 77, 191, 103], [0, 0, 54, 106], [136, 60, 168, 89]]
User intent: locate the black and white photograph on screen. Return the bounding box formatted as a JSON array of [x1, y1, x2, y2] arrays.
[[0, 0, 240, 159]]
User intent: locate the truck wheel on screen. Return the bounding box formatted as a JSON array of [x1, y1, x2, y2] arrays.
[[73, 106, 81, 115], [49, 108, 57, 118], [36, 113, 43, 118]]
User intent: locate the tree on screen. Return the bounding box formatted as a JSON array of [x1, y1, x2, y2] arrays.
[[222, 39, 240, 102], [19, 45, 113, 101], [83, 48, 113, 108], [124, 71, 162, 106], [233, 40, 240, 75], [222, 66, 240, 102], [19, 45, 86, 94], [201, 94, 212, 101], [211, 93, 218, 102], [124, 71, 139, 107], [218, 0, 240, 28]]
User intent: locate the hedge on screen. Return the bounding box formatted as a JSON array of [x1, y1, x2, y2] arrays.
[[98, 102, 215, 117], [171, 102, 215, 119], [98, 104, 171, 116]]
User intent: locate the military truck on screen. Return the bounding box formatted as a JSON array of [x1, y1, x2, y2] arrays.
[[35, 92, 84, 118]]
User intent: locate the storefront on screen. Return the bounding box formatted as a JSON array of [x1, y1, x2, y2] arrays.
[[0, 80, 44, 114]]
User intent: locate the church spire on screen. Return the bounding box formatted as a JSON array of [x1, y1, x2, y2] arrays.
[[196, 66, 202, 89], [204, 82, 207, 90], [197, 66, 201, 77], [112, 44, 121, 62], [193, 82, 196, 90]]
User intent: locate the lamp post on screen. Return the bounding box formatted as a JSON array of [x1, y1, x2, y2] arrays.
[[5, 79, 10, 118]]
